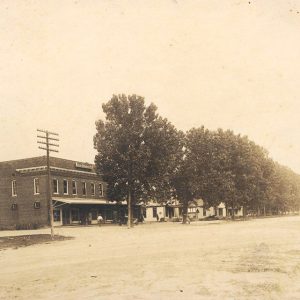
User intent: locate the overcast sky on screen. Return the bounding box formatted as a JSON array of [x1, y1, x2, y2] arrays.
[[1, 0, 300, 172]]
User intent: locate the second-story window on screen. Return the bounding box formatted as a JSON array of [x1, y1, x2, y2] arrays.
[[53, 179, 59, 194], [34, 178, 40, 195], [82, 182, 86, 196], [91, 183, 95, 196], [72, 180, 77, 195], [12, 180, 17, 197], [63, 179, 68, 195], [99, 183, 103, 197]]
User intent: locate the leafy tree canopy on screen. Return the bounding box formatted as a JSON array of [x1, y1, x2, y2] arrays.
[[94, 94, 183, 204]]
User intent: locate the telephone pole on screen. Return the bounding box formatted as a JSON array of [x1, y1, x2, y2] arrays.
[[37, 129, 59, 239]]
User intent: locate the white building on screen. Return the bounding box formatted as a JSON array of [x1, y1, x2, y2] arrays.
[[144, 202, 166, 222], [143, 199, 243, 222]]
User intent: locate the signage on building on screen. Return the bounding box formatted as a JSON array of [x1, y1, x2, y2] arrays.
[[75, 162, 93, 170]]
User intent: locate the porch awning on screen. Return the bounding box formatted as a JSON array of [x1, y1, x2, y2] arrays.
[[52, 197, 121, 205]]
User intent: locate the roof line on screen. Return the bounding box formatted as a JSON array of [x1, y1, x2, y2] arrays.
[[16, 165, 102, 176], [0, 156, 94, 165]]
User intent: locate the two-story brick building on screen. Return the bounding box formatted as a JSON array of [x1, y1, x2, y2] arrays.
[[0, 156, 129, 229]]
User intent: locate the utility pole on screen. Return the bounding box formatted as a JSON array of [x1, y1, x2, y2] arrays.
[[37, 129, 59, 239]]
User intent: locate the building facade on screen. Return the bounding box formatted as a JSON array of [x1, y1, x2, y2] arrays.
[[0, 156, 128, 229], [143, 199, 242, 222], [0, 156, 244, 229]]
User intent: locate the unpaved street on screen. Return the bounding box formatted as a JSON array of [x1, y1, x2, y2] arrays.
[[1, 217, 300, 300]]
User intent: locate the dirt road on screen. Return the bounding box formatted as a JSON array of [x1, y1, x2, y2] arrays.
[[1, 216, 300, 299]]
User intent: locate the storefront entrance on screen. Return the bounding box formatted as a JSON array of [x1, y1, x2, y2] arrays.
[[53, 198, 141, 226]]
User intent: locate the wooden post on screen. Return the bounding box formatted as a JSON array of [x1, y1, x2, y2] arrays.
[[37, 129, 59, 240], [46, 132, 55, 239]]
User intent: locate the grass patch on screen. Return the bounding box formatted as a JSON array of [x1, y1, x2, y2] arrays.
[[0, 234, 73, 250]]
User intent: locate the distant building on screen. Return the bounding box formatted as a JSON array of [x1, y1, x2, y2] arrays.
[[187, 199, 227, 219], [143, 199, 242, 222], [144, 202, 165, 222], [0, 156, 130, 229]]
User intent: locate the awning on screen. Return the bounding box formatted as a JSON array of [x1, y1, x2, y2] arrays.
[[52, 197, 123, 205]]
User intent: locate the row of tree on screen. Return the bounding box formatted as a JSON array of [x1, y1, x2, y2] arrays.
[[94, 95, 300, 225]]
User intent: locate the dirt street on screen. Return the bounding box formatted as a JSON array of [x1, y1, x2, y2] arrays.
[[1, 216, 300, 300]]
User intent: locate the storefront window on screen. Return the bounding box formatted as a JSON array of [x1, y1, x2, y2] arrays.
[[106, 209, 113, 220], [53, 209, 61, 222], [91, 210, 97, 220], [71, 209, 79, 221]]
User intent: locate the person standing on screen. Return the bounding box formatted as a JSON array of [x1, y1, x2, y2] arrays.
[[97, 214, 103, 226]]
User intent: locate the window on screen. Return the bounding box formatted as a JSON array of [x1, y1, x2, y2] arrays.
[[99, 183, 103, 197], [12, 180, 17, 197], [53, 179, 59, 194], [82, 182, 86, 196], [34, 178, 40, 195], [53, 209, 61, 222], [72, 180, 77, 195], [91, 183, 95, 196], [11, 203, 18, 210], [153, 207, 157, 218], [63, 179, 68, 195], [106, 208, 113, 220], [34, 201, 41, 209], [91, 209, 97, 220], [71, 209, 79, 221]]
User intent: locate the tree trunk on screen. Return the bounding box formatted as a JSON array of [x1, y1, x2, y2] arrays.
[[263, 205, 266, 217], [182, 199, 188, 224], [243, 206, 247, 220], [127, 189, 132, 228]]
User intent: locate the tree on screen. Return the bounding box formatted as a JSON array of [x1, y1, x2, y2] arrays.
[[95, 95, 300, 225], [172, 127, 229, 223], [267, 164, 300, 215], [175, 127, 277, 220], [94, 94, 182, 227]]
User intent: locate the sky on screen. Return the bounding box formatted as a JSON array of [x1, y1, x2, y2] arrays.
[[1, 0, 300, 172]]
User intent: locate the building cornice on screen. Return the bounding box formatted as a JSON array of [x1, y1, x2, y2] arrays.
[[16, 166, 102, 177]]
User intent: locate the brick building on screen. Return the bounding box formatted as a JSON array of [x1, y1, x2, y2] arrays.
[[0, 156, 129, 229]]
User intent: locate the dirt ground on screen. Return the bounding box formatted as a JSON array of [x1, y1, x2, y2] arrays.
[[0, 216, 300, 300]]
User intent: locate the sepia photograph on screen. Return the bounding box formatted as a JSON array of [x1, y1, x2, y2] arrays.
[[1, 1, 300, 299]]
